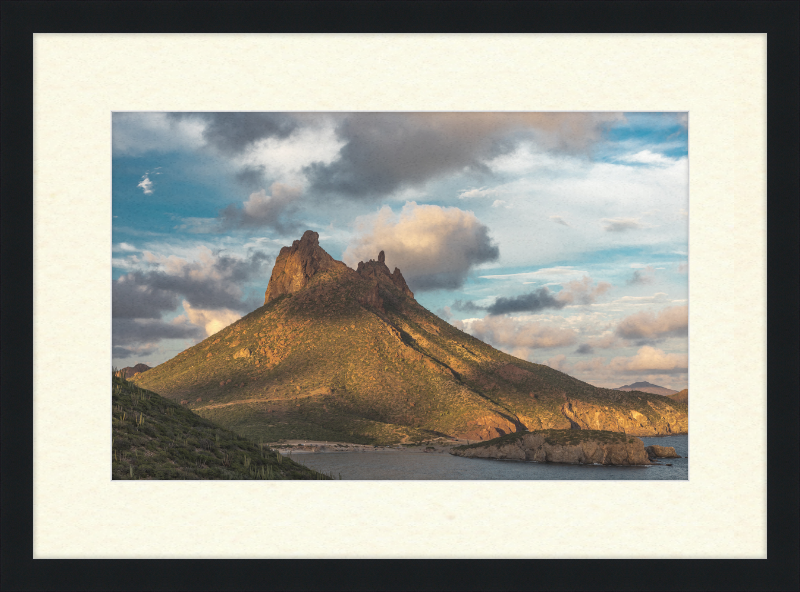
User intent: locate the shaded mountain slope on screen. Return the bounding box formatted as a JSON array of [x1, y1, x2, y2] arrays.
[[667, 389, 688, 404], [134, 231, 688, 445], [112, 372, 329, 479]]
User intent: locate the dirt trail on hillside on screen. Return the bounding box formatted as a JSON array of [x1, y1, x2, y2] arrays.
[[198, 392, 325, 410]]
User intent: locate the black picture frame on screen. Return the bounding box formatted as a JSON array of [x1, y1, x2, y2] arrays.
[[2, 2, 797, 591]]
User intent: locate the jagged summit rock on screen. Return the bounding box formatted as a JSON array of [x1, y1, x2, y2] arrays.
[[264, 230, 346, 304]]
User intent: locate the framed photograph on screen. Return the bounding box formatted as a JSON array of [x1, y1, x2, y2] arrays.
[[3, 1, 797, 590]]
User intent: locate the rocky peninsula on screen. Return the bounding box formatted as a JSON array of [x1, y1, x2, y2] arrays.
[[450, 429, 652, 466]]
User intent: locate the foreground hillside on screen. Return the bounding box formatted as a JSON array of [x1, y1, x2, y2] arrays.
[[112, 372, 330, 479], [133, 231, 688, 445]]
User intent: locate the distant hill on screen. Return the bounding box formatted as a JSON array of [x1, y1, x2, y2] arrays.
[[667, 389, 688, 404], [614, 381, 678, 396], [112, 372, 330, 479], [116, 363, 151, 379], [133, 230, 688, 445]]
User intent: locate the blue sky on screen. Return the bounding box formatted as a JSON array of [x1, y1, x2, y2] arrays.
[[112, 112, 688, 389]]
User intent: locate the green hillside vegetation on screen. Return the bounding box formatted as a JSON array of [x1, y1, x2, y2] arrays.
[[132, 232, 688, 445], [454, 429, 636, 451], [112, 372, 331, 480]]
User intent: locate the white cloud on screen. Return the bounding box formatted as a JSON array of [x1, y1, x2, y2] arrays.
[[615, 305, 688, 339], [137, 175, 154, 195], [619, 149, 675, 166], [464, 315, 577, 350], [608, 345, 687, 373], [343, 202, 499, 291], [182, 301, 241, 337], [491, 200, 507, 208], [458, 186, 498, 199]]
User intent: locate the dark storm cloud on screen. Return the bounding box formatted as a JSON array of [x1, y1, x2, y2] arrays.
[[576, 344, 594, 354], [112, 281, 179, 319], [112, 344, 158, 359], [168, 112, 300, 154], [304, 113, 623, 199], [112, 249, 272, 319], [454, 287, 566, 316], [487, 288, 566, 315], [112, 318, 204, 346]]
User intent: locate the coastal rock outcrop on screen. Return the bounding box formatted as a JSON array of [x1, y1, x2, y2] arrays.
[[451, 429, 652, 466], [561, 399, 687, 436], [264, 230, 347, 304], [645, 445, 681, 459]]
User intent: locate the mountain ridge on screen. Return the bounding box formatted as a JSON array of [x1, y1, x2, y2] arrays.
[[133, 231, 688, 445], [614, 381, 679, 396]]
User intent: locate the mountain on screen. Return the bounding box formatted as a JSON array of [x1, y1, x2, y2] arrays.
[[112, 371, 330, 479], [667, 389, 688, 404], [614, 381, 678, 396], [133, 231, 688, 445], [116, 363, 151, 379]]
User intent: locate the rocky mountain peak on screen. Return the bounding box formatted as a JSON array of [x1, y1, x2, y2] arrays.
[[264, 230, 344, 304], [356, 251, 414, 299]]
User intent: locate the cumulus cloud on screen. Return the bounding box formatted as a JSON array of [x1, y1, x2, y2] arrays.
[[557, 276, 612, 305], [615, 305, 688, 340], [608, 346, 688, 374], [112, 112, 205, 156], [218, 183, 302, 233], [465, 315, 577, 350], [343, 202, 499, 291], [182, 301, 241, 337], [545, 354, 568, 371], [602, 217, 645, 232], [137, 175, 154, 195], [304, 112, 623, 199]]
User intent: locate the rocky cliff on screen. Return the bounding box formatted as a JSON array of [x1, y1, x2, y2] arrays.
[[116, 363, 151, 379], [451, 429, 652, 466], [561, 398, 688, 436], [645, 444, 681, 459], [264, 230, 347, 304]]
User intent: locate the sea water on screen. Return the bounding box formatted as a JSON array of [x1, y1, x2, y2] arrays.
[[293, 435, 688, 480]]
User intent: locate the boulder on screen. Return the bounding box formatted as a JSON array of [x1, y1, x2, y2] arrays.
[[645, 445, 681, 458]]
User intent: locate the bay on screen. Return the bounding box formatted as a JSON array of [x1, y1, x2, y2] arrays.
[[292, 435, 688, 480]]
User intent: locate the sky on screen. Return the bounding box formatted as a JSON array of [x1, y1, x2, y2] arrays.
[[112, 112, 688, 390]]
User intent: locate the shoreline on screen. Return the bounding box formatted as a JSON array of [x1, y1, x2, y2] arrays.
[[271, 433, 688, 455]]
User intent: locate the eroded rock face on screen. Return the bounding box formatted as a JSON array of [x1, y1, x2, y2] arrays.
[[561, 399, 687, 436], [264, 230, 346, 304], [645, 445, 681, 458], [356, 251, 414, 298], [451, 431, 652, 466]]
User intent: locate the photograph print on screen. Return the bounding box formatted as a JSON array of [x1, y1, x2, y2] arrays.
[[112, 112, 689, 480]]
